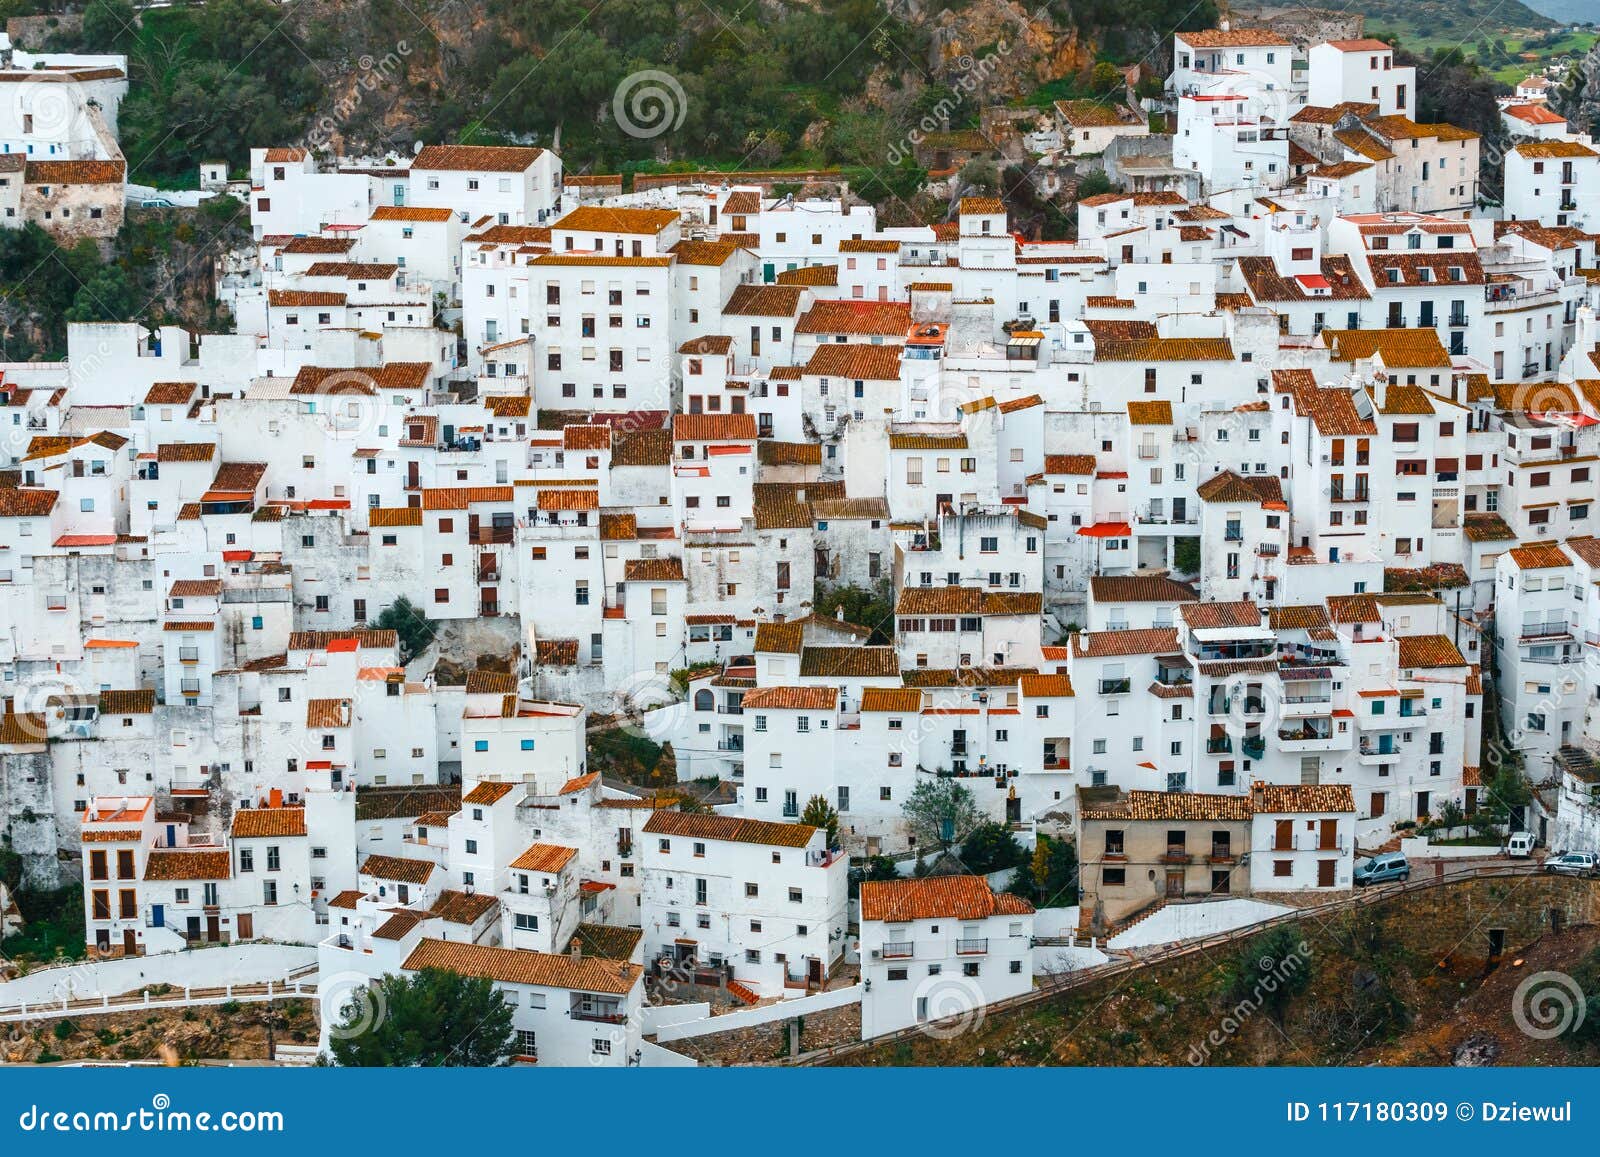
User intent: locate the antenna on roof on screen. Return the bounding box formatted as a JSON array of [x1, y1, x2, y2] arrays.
[[412, 140, 423, 155]]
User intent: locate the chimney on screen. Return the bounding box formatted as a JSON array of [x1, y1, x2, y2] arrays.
[[796, 488, 806, 503], [570, 941, 582, 960]]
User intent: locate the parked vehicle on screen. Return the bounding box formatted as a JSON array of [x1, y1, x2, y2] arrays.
[[1505, 832, 1535, 858], [1542, 852, 1597, 877], [1353, 852, 1410, 886]]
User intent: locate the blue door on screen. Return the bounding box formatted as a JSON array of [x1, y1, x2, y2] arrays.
[[151, 904, 164, 928], [165, 824, 176, 847]]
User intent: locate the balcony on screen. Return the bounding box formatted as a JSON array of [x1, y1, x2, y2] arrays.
[[1205, 737, 1233, 754], [1241, 737, 1266, 760], [1521, 620, 1572, 641], [716, 737, 744, 752], [469, 526, 515, 546], [1277, 725, 1341, 752], [955, 938, 988, 955], [477, 566, 500, 583], [570, 1007, 627, 1025], [1161, 845, 1191, 864], [1208, 845, 1235, 863], [717, 704, 743, 715], [1098, 678, 1131, 695], [881, 941, 914, 959]]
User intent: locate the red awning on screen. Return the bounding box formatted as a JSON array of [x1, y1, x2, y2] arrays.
[[1078, 522, 1132, 538], [222, 549, 254, 562]]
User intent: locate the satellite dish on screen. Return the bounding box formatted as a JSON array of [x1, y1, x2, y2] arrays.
[[412, 140, 424, 155]]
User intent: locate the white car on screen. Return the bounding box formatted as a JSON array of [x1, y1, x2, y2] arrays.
[[1543, 852, 1597, 877]]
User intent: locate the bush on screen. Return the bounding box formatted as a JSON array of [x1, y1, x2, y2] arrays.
[[52, 1020, 75, 1041]]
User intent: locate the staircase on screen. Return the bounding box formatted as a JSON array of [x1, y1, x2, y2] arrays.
[[725, 980, 760, 1006], [1108, 899, 1169, 939], [272, 1043, 320, 1067], [1555, 744, 1600, 786]]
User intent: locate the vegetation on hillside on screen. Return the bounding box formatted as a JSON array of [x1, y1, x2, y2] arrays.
[[323, 968, 517, 1066]]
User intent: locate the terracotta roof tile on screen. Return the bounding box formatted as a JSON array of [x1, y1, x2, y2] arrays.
[[402, 938, 640, 994], [1090, 574, 1197, 603], [1251, 782, 1355, 813], [414, 144, 544, 172], [796, 300, 911, 337], [740, 685, 838, 711], [860, 875, 1031, 922], [1396, 634, 1467, 669], [1080, 789, 1252, 822], [803, 342, 903, 381], [232, 807, 308, 838], [642, 810, 818, 848], [143, 850, 231, 880], [509, 843, 578, 873], [360, 853, 436, 884]]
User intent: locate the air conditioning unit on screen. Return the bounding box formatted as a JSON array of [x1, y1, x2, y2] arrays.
[[870, 948, 881, 959]]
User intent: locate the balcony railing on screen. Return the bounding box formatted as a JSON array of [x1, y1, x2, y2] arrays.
[[1162, 846, 1192, 864], [882, 941, 914, 959], [716, 738, 744, 752], [1208, 845, 1234, 862], [1098, 678, 1131, 695], [1206, 737, 1233, 754], [955, 938, 988, 955]]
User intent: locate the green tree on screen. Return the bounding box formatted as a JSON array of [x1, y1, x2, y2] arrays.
[[812, 582, 896, 644], [325, 969, 516, 1066], [1434, 799, 1467, 840], [901, 778, 980, 855], [1029, 833, 1078, 905], [849, 854, 899, 897], [1228, 926, 1311, 1024], [372, 595, 437, 662], [799, 794, 840, 847], [958, 821, 1026, 875], [1072, 170, 1113, 201], [1089, 61, 1124, 95], [82, 0, 139, 52]]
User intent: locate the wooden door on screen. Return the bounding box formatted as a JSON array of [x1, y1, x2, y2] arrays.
[[1319, 818, 1338, 850], [1317, 860, 1336, 888], [122, 929, 136, 956], [807, 958, 822, 985], [206, 915, 220, 943], [1274, 818, 1293, 851], [237, 913, 254, 940]]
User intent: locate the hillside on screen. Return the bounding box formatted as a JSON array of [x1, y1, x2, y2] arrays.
[[832, 875, 1600, 1067], [15, 0, 1218, 192]]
